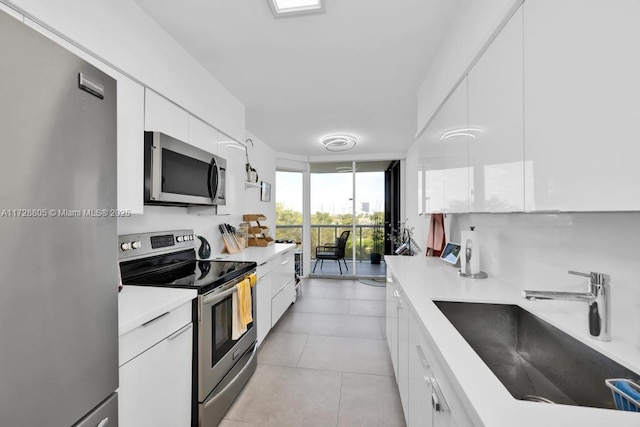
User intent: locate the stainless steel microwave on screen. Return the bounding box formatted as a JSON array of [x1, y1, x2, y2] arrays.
[[144, 131, 226, 206]]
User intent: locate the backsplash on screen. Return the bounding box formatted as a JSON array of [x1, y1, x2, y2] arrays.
[[118, 205, 241, 256], [447, 212, 640, 349]]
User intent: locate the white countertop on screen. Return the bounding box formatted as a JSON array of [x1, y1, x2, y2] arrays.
[[385, 255, 640, 427], [118, 286, 197, 336], [201, 243, 296, 265]]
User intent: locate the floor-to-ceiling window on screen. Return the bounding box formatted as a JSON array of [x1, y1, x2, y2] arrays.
[[275, 170, 303, 275], [308, 161, 392, 279], [275, 160, 400, 280]]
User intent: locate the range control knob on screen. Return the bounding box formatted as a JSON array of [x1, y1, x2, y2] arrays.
[[120, 242, 131, 251], [131, 241, 142, 249], [177, 236, 184, 242], [188, 235, 193, 241]]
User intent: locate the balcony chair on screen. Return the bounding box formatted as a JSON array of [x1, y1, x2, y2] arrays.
[[313, 230, 350, 274]]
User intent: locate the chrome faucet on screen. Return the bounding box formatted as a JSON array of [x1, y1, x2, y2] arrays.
[[523, 271, 611, 342]]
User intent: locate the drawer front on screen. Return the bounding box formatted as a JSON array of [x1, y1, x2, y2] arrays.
[[271, 251, 294, 297], [271, 282, 295, 327], [119, 301, 192, 366], [256, 261, 271, 279]]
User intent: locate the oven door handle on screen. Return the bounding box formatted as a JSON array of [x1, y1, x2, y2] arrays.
[[202, 285, 237, 307]]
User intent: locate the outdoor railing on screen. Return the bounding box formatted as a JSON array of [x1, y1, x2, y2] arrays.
[[275, 224, 382, 260]]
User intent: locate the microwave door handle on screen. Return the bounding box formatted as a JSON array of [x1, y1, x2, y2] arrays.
[[208, 158, 219, 200]]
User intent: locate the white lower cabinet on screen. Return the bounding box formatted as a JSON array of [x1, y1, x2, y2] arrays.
[[386, 277, 399, 376], [271, 249, 296, 327], [250, 247, 296, 344], [119, 301, 193, 427], [408, 316, 433, 427], [386, 274, 409, 420], [388, 279, 472, 427], [272, 281, 295, 326], [255, 261, 272, 346], [397, 285, 410, 420]]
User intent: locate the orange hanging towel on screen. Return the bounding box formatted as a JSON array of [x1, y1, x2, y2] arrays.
[[426, 213, 446, 257]]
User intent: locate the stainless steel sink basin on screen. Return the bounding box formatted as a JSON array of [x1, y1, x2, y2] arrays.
[[434, 301, 638, 409]]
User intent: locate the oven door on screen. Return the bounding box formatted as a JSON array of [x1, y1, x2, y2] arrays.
[[198, 275, 256, 401], [146, 131, 221, 206]]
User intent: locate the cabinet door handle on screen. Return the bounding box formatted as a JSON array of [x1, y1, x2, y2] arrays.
[[432, 392, 441, 412], [258, 261, 268, 266], [281, 259, 290, 265], [393, 290, 400, 298], [429, 377, 450, 413], [142, 311, 169, 327], [416, 345, 430, 370], [168, 323, 192, 340], [96, 417, 110, 427]]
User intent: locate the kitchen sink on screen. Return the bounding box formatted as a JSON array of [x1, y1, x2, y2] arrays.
[[434, 301, 638, 409]]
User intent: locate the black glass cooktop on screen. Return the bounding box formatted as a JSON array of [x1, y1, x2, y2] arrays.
[[120, 249, 256, 294]]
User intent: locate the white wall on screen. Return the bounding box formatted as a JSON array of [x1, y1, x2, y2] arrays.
[[4, 0, 246, 142], [416, 0, 521, 135], [244, 132, 277, 234]]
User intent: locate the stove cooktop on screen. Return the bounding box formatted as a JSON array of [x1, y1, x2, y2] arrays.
[[130, 260, 254, 291], [118, 229, 257, 294]]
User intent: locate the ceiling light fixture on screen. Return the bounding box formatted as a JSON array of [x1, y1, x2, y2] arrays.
[[336, 166, 357, 173], [440, 128, 483, 141], [321, 134, 357, 152], [268, 0, 325, 17]]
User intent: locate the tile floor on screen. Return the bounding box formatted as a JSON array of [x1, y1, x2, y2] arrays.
[[220, 278, 406, 427]]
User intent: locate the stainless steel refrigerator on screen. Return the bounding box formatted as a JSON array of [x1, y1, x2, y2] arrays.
[[0, 9, 119, 427]]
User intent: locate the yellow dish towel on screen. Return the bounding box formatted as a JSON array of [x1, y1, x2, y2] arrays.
[[231, 289, 245, 340], [231, 275, 257, 340], [238, 278, 253, 328], [247, 273, 257, 287]]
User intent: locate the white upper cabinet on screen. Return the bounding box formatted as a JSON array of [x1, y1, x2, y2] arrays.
[[117, 78, 145, 214], [440, 79, 469, 213], [523, 0, 640, 211], [144, 89, 189, 142], [468, 7, 524, 213], [188, 115, 218, 155], [418, 111, 445, 214], [215, 132, 245, 215]]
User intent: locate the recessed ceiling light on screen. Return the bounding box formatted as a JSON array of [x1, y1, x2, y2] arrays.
[[321, 134, 357, 152], [268, 0, 325, 17]]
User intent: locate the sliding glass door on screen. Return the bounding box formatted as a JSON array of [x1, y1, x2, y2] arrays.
[[309, 161, 390, 279], [309, 163, 354, 277]]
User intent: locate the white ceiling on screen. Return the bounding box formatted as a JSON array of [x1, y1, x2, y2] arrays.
[[132, 0, 460, 157]]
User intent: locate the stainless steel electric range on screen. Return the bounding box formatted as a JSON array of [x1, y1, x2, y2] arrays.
[[119, 229, 257, 427]]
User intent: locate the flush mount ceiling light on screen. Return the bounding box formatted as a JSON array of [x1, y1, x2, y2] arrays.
[[268, 0, 325, 17], [321, 134, 357, 152], [440, 128, 483, 141]]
